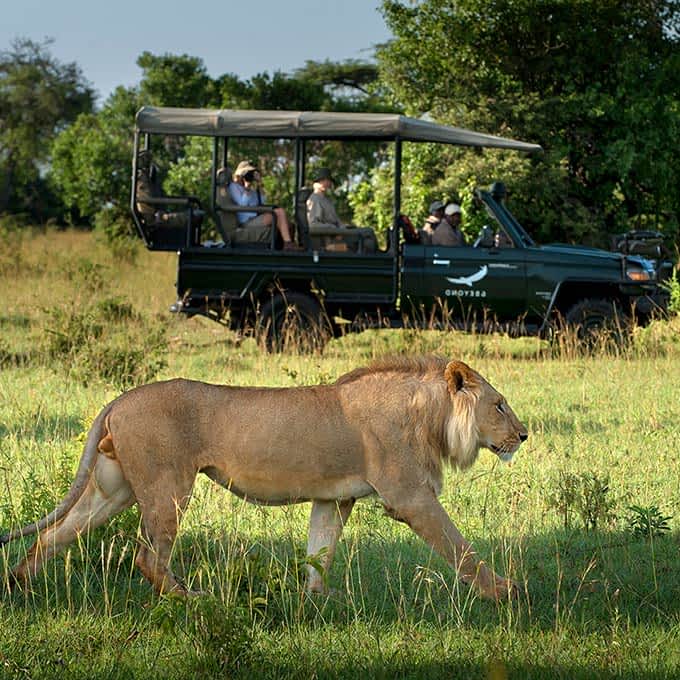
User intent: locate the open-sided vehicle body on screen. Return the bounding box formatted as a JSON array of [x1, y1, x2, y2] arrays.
[[131, 107, 664, 346]]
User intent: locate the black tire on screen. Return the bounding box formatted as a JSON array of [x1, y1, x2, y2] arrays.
[[258, 291, 330, 354], [564, 298, 627, 343]]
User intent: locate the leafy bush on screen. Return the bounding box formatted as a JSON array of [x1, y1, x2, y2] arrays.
[[626, 504, 672, 539], [662, 269, 680, 316], [43, 295, 167, 390], [94, 206, 140, 263], [546, 471, 618, 530]]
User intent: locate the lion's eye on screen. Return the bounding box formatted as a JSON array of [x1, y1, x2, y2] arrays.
[[496, 402, 505, 414]]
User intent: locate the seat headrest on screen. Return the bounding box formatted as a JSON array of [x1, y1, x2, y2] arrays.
[[216, 166, 233, 186]]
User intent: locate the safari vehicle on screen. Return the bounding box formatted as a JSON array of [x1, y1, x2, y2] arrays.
[[131, 106, 665, 349]]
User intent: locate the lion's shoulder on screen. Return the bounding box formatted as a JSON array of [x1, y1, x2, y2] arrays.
[[335, 355, 448, 386]]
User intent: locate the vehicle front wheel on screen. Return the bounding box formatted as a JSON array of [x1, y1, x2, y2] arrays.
[[258, 291, 331, 354], [564, 298, 627, 344]]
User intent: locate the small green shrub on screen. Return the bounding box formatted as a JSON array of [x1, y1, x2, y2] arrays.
[[94, 206, 140, 263], [661, 269, 680, 315], [151, 595, 254, 674], [626, 504, 672, 539], [43, 296, 167, 390], [546, 471, 617, 531]]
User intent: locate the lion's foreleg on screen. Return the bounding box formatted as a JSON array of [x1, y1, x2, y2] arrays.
[[382, 489, 516, 600], [305, 499, 355, 594]]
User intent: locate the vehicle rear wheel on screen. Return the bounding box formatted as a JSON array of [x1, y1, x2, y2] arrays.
[[564, 298, 628, 344], [258, 291, 331, 354]]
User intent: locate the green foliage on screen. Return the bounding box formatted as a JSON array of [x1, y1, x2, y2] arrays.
[[546, 471, 618, 531], [662, 269, 680, 315], [378, 0, 680, 245], [43, 292, 168, 390], [137, 52, 213, 107], [626, 504, 672, 539], [49, 89, 138, 222], [151, 596, 254, 674], [93, 206, 140, 262], [0, 38, 94, 222]]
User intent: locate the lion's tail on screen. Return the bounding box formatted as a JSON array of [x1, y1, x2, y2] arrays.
[[0, 401, 115, 546]]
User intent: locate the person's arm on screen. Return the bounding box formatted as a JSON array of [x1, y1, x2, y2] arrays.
[[229, 182, 250, 207]]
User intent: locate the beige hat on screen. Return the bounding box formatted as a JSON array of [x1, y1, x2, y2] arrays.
[[234, 160, 258, 177], [445, 203, 462, 215]]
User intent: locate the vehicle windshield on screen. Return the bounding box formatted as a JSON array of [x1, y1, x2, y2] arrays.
[[481, 192, 536, 247]]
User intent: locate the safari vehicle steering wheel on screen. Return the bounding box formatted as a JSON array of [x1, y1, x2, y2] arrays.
[[473, 225, 494, 248]]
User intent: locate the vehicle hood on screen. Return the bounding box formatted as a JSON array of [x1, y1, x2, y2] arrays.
[[539, 243, 624, 263]]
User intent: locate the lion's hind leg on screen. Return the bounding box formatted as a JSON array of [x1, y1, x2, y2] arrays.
[[130, 472, 197, 596], [305, 499, 355, 594], [11, 454, 134, 587]]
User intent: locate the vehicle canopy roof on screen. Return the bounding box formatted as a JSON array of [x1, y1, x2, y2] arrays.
[[135, 106, 542, 153]]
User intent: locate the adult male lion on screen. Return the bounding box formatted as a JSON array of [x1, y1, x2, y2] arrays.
[[1, 356, 527, 600]]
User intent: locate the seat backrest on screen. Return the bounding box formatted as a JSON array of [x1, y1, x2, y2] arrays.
[[295, 187, 313, 248], [215, 166, 238, 241], [135, 159, 164, 222]]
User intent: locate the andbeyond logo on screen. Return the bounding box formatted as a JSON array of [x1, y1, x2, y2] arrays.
[[446, 265, 488, 288]]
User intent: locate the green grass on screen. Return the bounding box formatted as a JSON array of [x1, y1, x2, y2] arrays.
[[1, 230, 679, 679]]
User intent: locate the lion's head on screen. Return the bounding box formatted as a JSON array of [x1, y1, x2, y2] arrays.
[[444, 360, 528, 469]]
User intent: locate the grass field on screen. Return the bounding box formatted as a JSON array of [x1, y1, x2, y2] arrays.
[[1, 229, 679, 679]]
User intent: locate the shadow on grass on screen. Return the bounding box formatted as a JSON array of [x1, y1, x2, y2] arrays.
[[2, 523, 677, 633]]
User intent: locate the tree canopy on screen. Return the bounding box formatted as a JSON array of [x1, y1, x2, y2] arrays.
[[377, 0, 680, 244], [3, 7, 680, 252], [0, 38, 94, 220]]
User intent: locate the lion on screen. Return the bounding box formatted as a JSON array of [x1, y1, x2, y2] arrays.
[[1, 356, 527, 600]]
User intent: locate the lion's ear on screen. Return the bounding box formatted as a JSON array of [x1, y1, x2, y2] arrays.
[[444, 360, 479, 395]]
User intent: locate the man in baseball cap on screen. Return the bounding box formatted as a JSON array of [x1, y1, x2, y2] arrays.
[[420, 199, 445, 243], [432, 203, 466, 246]]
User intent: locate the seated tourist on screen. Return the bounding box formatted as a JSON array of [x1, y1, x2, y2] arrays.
[[229, 160, 301, 250], [306, 168, 377, 252]]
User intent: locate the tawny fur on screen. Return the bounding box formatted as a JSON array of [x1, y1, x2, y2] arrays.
[[1, 355, 527, 600]]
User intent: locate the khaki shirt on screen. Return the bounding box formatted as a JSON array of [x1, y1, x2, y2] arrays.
[[432, 221, 466, 247], [306, 191, 343, 229]]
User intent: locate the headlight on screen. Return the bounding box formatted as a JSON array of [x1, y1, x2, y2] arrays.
[[626, 268, 651, 281]]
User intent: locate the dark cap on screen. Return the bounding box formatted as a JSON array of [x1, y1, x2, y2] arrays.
[[312, 167, 333, 183]]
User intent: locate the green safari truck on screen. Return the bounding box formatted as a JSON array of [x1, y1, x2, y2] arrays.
[[131, 107, 664, 349]]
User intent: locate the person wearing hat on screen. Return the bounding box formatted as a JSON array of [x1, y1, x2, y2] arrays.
[[420, 200, 445, 244], [229, 160, 300, 250], [432, 203, 466, 247], [306, 167, 345, 230], [306, 167, 377, 252]]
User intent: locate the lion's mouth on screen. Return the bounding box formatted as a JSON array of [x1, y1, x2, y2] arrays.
[[488, 442, 519, 462]]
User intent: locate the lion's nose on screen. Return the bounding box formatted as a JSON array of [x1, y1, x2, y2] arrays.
[[519, 432, 528, 442]]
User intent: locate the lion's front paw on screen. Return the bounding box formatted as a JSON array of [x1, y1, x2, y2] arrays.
[[493, 576, 519, 600], [473, 564, 519, 600]]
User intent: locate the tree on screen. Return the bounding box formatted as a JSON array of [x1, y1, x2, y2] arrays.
[[0, 37, 94, 220], [378, 0, 680, 245], [137, 52, 213, 107], [50, 86, 139, 222]]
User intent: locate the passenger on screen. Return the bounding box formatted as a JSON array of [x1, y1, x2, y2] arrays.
[[229, 160, 301, 251], [306, 167, 377, 252], [420, 200, 445, 244], [494, 230, 514, 248], [432, 203, 466, 247]]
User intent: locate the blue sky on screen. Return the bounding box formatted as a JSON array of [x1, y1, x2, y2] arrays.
[[2, 0, 392, 104]]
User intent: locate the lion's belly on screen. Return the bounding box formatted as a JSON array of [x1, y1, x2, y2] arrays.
[[201, 464, 373, 504]]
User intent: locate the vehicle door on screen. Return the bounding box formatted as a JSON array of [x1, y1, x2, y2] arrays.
[[415, 239, 528, 324]]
